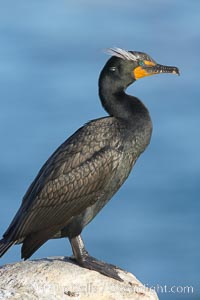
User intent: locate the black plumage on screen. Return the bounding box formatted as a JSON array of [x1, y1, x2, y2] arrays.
[[0, 48, 179, 280]]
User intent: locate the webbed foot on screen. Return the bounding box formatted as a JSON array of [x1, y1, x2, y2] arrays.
[[69, 235, 123, 281]]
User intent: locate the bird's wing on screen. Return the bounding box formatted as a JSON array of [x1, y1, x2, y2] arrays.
[[4, 120, 123, 241]]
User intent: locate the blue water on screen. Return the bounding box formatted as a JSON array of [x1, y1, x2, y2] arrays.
[[0, 1, 199, 299]]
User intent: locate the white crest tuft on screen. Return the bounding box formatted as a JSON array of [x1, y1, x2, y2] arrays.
[[106, 47, 139, 61]]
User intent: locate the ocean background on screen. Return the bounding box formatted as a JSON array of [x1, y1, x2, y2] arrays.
[[0, 1, 199, 299]]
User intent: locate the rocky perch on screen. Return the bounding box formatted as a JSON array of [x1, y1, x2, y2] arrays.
[[0, 257, 158, 300]]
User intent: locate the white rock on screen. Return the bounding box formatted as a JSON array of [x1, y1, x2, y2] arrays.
[[0, 257, 159, 300]]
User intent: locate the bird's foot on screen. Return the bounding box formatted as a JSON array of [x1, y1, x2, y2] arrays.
[[69, 235, 123, 281], [70, 254, 123, 282]]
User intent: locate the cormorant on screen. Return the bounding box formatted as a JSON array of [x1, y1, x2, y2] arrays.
[[0, 48, 179, 280]]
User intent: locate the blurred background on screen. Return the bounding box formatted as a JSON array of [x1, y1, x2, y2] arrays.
[[0, 1, 199, 299]]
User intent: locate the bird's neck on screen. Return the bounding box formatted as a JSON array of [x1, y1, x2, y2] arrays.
[[99, 84, 150, 125]]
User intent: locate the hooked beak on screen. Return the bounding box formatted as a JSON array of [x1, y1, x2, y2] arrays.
[[134, 61, 180, 80]]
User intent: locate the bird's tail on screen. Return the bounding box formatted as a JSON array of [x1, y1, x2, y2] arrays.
[[0, 238, 14, 258]]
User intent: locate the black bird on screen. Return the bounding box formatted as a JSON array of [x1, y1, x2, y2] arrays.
[[0, 48, 179, 280]]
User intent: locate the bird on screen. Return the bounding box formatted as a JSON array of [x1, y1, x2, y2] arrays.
[[0, 48, 179, 281]]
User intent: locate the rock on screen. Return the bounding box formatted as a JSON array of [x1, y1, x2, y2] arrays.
[[0, 257, 158, 300]]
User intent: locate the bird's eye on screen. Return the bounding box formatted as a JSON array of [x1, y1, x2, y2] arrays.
[[109, 66, 116, 72], [138, 61, 145, 66]]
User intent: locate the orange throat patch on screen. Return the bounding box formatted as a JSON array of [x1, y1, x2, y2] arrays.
[[133, 60, 156, 80]]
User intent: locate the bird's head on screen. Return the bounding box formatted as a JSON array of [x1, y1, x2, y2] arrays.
[[99, 48, 180, 91]]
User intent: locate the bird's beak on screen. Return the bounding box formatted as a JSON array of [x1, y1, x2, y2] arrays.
[[134, 61, 180, 80]]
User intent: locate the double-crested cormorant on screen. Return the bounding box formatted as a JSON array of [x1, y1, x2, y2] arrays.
[[0, 48, 179, 280]]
